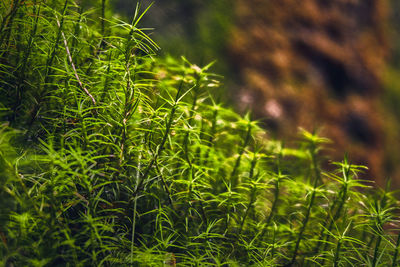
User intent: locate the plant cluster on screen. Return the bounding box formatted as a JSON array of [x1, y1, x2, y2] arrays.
[[0, 1, 399, 266]]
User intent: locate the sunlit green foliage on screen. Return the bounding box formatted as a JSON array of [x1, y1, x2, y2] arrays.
[[0, 1, 399, 266]]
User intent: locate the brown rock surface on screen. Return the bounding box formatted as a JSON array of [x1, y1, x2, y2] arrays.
[[230, 0, 389, 186]]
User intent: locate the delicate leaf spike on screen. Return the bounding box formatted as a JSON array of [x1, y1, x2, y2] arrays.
[[132, 2, 154, 29], [299, 127, 331, 148]]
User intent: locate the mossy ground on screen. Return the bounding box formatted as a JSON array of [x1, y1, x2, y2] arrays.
[[0, 1, 399, 266]]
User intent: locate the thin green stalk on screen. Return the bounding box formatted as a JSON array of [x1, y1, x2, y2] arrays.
[[372, 231, 382, 267], [183, 75, 201, 154], [318, 182, 349, 256], [71, 7, 83, 63], [289, 143, 321, 265], [130, 193, 138, 265], [43, 0, 69, 85], [155, 159, 173, 207], [118, 56, 138, 168], [315, 188, 342, 251], [101, 0, 106, 36], [182, 83, 209, 229], [13, 5, 23, 66], [259, 181, 279, 243], [134, 80, 184, 195], [230, 122, 252, 188], [289, 184, 317, 265], [372, 202, 384, 267], [239, 155, 258, 234], [202, 105, 218, 167], [333, 239, 342, 267], [259, 147, 283, 240], [318, 186, 348, 266], [193, 116, 205, 166], [0, 0, 22, 49], [27, 0, 69, 129], [392, 231, 400, 267], [100, 0, 106, 49], [100, 50, 112, 103], [130, 138, 144, 264], [12, 0, 41, 122], [371, 182, 392, 267], [174, 74, 201, 182]]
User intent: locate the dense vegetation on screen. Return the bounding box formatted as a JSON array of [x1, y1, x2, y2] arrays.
[[1, 1, 399, 266]]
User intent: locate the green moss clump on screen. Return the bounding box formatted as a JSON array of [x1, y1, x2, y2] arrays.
[[0, 1, 399, 266]]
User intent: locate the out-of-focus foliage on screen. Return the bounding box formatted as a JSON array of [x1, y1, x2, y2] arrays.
[[114, 0, 400, 189], [114, 0, 233, 75], [389, 0, 400, 67]]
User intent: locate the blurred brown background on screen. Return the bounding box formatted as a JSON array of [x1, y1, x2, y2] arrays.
[[114, 0, 400, 188]]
